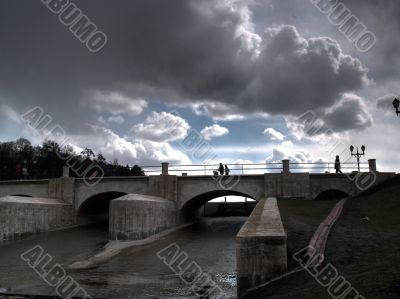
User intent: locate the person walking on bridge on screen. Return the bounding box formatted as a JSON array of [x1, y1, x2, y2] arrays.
[[218, 163, 224, 175], [224, 164, 230, 175], [335, 155, 342, 174]]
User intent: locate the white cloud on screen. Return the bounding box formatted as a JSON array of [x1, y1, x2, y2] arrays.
[[234, 159, 255, 164], [82, 125, 191, 165], [263, 128, 285, 141], [0, 104, 23, 124], [88, 91, 148, 116], [107, 115, 125, 124], [281, 140, 294, 147], [131, 111, 190, 142], [191, 102, 246, 121], [265, 147, 328, 172], [200, 124, 229, 140]]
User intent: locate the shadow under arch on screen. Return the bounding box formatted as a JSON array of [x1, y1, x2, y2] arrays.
[[315, 189, 349, 200], [78, 191, 127, 218], [11, 194, 33, 197], [180, 190, 257, 221]]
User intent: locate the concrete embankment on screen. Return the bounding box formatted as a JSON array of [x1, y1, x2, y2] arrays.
[[0, 196, 75, 241], [236, 197, 287, 296]]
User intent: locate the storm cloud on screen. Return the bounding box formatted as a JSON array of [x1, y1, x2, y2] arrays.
[[0, 0, 372, 134]]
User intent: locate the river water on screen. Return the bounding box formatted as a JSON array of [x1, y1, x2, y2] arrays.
[[0, 217, 245, 298]]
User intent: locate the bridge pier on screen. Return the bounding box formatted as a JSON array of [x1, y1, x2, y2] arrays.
[[368, 159, 377, 172], [109, 194, 178, 240], [236, 197, 287, 296], [48, 177, 75, 205], [282, 159, 290, 174], [162, 162, 169, 175]]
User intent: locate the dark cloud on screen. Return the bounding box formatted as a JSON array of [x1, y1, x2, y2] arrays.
[[286, 92, 373, 139], [239, 25, 369, 116], [339, 0, 400, 80], [252, 0, 400, 82], [0, 0, 372, 134], [324, 94, 373, 132]]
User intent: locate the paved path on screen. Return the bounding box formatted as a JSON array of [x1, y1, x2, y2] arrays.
[[307, 198, 347, 263]]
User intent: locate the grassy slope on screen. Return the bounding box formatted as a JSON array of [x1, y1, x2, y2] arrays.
[[243, 177, 400, 299], [324, 175, 400, 298], [278, 198, 339, 269]]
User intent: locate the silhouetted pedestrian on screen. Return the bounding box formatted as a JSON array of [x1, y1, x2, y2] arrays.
[[15, 164, 21, 180], [224, 165, 230, 175], [218, 163, 224, 175], [335, 155, 342, 174]]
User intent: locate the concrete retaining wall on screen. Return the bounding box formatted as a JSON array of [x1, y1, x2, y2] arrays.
[[0, 180, 49, 198], [236, 197, 287, 296], [109, 194, 178, 240], [0, 196, 75, 241]]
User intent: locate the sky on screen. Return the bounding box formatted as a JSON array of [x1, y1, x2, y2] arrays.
[[0, 0, 399, 172]]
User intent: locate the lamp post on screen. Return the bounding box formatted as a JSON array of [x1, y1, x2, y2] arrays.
[[393, 98, 400, 116], [350, 145, 366, 172]]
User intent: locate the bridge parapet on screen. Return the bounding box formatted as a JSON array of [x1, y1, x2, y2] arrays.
[[264, 173, 310, 198]]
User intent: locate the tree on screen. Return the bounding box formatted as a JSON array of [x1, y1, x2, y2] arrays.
[[0, 137, 149, 180], [14, 138, 32, 154], [96, 153, 107, 165], [81, 148, 95, 160], [131, 165, 145, 176], [41, 140, 62, 178]]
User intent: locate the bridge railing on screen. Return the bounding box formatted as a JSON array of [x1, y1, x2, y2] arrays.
[[141, 161, 370, 176], [0, 161, 373, 182]]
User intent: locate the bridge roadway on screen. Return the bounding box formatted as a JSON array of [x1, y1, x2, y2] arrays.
[[0, 217, 243, 299]]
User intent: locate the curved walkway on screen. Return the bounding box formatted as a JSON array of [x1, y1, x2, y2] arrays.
[[307, 198, 347, 263]]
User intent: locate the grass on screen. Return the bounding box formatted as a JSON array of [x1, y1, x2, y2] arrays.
[[243, 176, 400, 298], [324, 175, 400, 298]]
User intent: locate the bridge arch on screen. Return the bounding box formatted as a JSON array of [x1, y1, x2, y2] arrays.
[[78, 191, 127, 217], [315, 189, 349, 200], [180, 190, 257, 221]]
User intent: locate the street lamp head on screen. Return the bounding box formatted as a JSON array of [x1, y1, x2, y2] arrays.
[[361, 145, 366, 153], [350, 145, 354, 153]]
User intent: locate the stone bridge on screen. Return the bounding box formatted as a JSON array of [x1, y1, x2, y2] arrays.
[[0, 160, 395, 241]]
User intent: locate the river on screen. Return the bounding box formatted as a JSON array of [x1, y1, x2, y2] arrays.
[[0, 217, 245, 298]]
